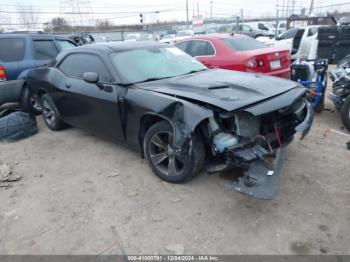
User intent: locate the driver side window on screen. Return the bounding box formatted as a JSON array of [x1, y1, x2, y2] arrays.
[[58, 53, 113, 82]]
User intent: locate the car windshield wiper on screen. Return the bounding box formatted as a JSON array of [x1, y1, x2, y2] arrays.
[[130, 76, 175, 85]]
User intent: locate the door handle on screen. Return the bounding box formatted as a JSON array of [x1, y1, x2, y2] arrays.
[[65, 83, 71, 88]]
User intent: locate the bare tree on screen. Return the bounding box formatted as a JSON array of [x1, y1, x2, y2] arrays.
[[0, 8, 12, 31], [96, 19, 113, 31], [16, 4, 39, 30], [51, 17, 67, 30]]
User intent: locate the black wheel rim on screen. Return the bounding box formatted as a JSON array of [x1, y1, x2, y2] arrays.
[[31, 95, 42, 111], [148, 131, 186, 176], [42, 100, 55, 126]]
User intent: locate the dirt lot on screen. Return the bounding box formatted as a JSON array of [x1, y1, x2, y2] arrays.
[[0, 75, 349, 255]]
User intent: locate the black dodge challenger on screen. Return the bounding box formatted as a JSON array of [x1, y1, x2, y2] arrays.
[[24, 41, 313, 199]]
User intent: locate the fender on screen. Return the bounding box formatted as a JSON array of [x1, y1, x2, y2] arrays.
[[125, 87, 214, 153]]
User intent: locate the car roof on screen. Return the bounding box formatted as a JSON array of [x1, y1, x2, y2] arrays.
[[0, 33, 75, 41], [64, 41, 168, 54], [178, 33, 248, 40]]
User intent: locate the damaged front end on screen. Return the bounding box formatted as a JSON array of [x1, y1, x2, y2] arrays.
[[203, 91, 313, 200]]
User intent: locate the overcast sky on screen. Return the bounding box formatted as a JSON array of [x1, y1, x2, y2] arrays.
[[0, 0, 349, 28]]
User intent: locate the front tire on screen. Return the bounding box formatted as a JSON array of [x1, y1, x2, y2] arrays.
[[144, 121, 205, 183], [340, 95, 350, 132], [40, 94, 66, 131], [21, 87, 42, 115]]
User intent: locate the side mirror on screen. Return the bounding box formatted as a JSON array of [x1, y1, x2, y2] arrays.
[[83, 72, 99, 84], [275, 35, 281, 40]]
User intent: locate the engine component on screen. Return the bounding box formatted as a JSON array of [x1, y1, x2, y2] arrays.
[[234, 111, 261, 138], [208, 116, 239, 153]]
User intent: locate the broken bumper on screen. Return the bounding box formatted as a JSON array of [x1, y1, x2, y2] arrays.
[[233, 148, 284, 200], [232, 103, 313, 200], [295, 102, 313, 140]]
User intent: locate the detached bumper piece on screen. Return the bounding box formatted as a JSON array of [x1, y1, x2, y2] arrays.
[[233, 149, 284, 200], [295, 102, 314, 140]]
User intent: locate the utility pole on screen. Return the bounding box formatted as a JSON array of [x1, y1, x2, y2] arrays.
[[309, 0, 314, 15], [210, 0, 213, 18], [240, 8, 244, 24], [186, 0, 189, 29], [197, 1, 200, 16], [276, 0, 279, 35], [192, 0, 195, 18], [281, 0, 285, 17]]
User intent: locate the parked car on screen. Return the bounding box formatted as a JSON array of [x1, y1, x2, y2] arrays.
[[124, 33, 140, 41], [267, 26, 320, 60], [175, 34, 291, 78], [274, 21, 287, 35], [172, 30, 194, 43], [232, 23, 270, 38], [159, 34, 176, 44], [64, 32, 95, 45], [24, 42, 313, 199], [124, 33, 154, 41], [244, 22, 276, 37], [0, 33, 77, 113], [329, 54, 350, 131]]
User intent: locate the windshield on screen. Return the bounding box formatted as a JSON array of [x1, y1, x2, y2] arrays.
[[110, 47, 207, 84], [222, 36, 266, 51]]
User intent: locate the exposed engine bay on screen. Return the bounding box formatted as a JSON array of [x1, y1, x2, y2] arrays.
[[199, 91, 312, 199]]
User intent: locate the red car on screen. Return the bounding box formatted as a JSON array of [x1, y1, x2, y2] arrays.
[[175, 34, 291, 78]]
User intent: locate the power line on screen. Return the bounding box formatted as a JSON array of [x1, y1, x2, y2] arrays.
[[0, 7, 184, 15]]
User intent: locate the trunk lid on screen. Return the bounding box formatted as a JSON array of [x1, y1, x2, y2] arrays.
[[244, 48, 290, 73]]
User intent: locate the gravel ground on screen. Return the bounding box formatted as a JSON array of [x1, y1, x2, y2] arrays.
[[0, 73, 349, 255]]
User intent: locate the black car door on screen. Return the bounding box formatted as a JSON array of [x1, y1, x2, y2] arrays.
[[55, 53, 124, 142]]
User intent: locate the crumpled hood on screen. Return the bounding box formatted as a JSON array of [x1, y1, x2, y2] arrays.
[[136, 69, 299, 111]]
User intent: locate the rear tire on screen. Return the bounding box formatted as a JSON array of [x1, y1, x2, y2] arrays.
[[21, 87, 42, 115], [340, 95, 350, 132], [40, 94, 66, 131], [144, 121, 205, 183]]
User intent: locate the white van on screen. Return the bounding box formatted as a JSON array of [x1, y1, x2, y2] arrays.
[[244, 22, 276, 37]]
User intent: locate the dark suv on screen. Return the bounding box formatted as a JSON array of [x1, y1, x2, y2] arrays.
[[0, 33, 77, 113]]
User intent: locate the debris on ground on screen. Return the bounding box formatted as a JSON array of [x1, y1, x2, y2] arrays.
[[108, 172, 120, 177], [323, 128, 350, 138], [171, 197, 183, 203], [165, 244, 185, 255], [0, 163, 22, 189], [127, 191, 138, 198]]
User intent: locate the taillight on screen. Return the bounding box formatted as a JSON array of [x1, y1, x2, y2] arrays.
[[257, 60, 265, 67], [246, 58, 257, 69], [246, 58, 265, 69], [0, 65, 6, 81]]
